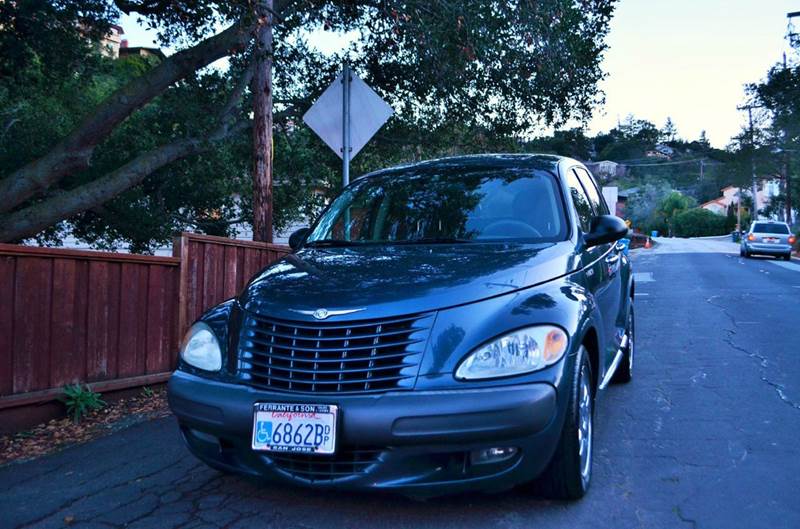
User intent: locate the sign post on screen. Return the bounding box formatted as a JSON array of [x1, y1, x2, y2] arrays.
[[341, 63, 352, 188], [303, 66, 394, 190], [303, 65, 392, 240], [341, 63, 351, 238]]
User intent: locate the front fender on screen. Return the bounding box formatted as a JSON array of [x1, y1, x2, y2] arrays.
[[416, 276, 601, 392]]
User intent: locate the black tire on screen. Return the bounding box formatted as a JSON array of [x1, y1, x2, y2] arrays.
[[612, 304, 634, 384], [739, 248, 745, 257], [538, 346, 594, 500], [784, 254, 792, 261]]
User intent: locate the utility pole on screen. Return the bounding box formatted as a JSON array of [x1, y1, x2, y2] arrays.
[[782, 11, 798, 224], [699, 159, 705, 181], [781, 46, 793, 225], [252, 0, 274, 243], [736, 190, 742, 232], [782, 151, 791, 223], [738, 104, 761, 222]]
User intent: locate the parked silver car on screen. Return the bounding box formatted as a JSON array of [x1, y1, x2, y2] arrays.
[[740, 221, 795, 260]]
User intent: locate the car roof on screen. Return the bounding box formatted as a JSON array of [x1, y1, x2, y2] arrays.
[[360, 154, 578, 180]]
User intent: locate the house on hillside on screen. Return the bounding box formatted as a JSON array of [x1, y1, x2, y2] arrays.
[[700, 181, 784, 220], [655, 144, 674, 157], [119, 45, 166, 61], [645, 144, 674, 160], [88, 24, 166, 62], [98, 24, 125, 58], [645, 150, 668, 160], [699, 197, 729, 215]]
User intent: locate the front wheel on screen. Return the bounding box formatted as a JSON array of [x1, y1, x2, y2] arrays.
[[537, 346, 593, 499], [783, 254, 792, 261]]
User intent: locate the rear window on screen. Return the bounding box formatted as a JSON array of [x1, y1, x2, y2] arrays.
[[752, 223, 790, 234]]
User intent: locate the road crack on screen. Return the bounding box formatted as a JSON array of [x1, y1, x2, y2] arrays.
[[706, 295, 800, 411], [674, 505, 699, 528]]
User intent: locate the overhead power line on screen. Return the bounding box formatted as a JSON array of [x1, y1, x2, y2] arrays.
[[621, 158, 718, 167]]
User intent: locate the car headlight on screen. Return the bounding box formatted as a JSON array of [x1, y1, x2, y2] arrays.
[[455, 325, 568, 380], [180, 323, 222, 371]]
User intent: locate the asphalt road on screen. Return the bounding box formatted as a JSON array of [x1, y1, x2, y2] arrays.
[[2, 238, 799, 529]]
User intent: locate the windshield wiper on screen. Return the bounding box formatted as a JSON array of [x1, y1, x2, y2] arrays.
[[388, 237, 472, 245], [304, 239, 367, 248]]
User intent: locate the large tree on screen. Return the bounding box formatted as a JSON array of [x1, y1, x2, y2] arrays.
[[747, 59, 800, 224], [0, 0, 617, 246]]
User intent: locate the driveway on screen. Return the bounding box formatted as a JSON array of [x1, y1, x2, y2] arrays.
[[2, 239, 799, 529]]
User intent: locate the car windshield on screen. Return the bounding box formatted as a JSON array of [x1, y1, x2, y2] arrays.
[[306, 167, 568, 245], [752, 223, 789, 234]]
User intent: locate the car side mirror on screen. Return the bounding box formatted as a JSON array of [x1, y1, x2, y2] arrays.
[[288, 227, 310, 251], [584, 215, 628, 248]]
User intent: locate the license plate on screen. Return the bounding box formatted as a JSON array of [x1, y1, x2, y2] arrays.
[[764, 237, 778, 243], [251, 403, 338, 454]]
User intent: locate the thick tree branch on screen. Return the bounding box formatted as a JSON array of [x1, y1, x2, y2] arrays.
[[220, 62, 255, 127], [0, 121, 249, 243], [0, 17, 258, 215], [0, 64, 253, 243]]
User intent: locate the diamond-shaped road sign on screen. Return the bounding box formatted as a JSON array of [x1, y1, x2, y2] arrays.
[[302, 71, 393, 160]]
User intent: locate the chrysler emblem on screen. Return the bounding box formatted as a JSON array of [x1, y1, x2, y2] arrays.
[[289, 307, 365, 320]]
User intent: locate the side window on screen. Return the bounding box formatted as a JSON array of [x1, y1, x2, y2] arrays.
[[564, 169, 593, 233], [574, 168, 609, 215]]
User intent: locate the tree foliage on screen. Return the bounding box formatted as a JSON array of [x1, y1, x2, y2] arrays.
[[625, 184, 697, 236], [672, 208, 730, 238], [0, 0, 619, 249], [656, 190, 694, 236], [745, 55, 800, 225], [660, 117, 677, 143]]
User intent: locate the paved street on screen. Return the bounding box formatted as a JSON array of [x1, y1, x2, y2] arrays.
[[2, 238, 799, 529]]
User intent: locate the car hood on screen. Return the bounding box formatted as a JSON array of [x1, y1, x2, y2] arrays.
[[239, 242, 577, 320]]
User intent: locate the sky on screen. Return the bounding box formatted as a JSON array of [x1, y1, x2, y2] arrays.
[[119, 1, 800, 149], [588, 0, 798, 148]]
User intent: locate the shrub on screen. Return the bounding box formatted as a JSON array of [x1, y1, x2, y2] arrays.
[[672, 208, 729, 238], [61, 384, 105, 423]]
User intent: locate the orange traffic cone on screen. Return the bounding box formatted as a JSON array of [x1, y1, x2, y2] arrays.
[[645, 237, 652, 249]]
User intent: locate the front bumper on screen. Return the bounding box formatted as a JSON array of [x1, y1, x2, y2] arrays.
[[168, 370, 561, 495]]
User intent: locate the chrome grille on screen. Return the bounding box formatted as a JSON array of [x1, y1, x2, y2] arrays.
[[237, 311, 433, 393]]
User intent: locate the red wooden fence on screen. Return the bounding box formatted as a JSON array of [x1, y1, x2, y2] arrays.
[[0, 245, 180, 407], [0, 234, 290, 411], [175, 233, 291, 334]]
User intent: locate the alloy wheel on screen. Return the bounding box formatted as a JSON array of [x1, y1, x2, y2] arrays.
[[577, 364, 593, 483]]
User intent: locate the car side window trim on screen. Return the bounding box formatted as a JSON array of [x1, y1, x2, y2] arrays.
[[572, 167, 609, 216], [563, 167, 594, 234]]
